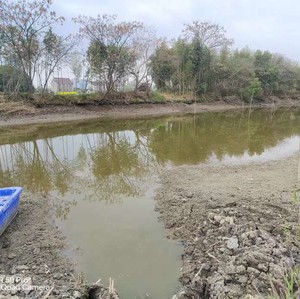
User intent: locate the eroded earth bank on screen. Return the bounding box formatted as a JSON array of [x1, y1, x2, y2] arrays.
[[155, 154, 300, 298]]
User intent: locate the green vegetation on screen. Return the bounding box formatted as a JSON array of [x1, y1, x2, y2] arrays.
[[149, 91, 166, 102], [150, 43, 300, 101], [0, 0, 299, 103], [0, 65, 32, 93]]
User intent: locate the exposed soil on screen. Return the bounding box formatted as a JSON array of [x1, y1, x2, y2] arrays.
[[1, 99, 300, 298], [0, 98, 299, 128], [155, 154, 300, 298], [0, 193, 119, 299]]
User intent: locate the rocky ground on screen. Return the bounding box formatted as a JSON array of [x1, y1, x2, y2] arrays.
[[155, 154, 300, 298], [0, 193, 119, 299]]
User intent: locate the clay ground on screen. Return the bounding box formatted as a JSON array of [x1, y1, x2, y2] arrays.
[[155, 153, 300, 298], [0, 99, 299, 128]]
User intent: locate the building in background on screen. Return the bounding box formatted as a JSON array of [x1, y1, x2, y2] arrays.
[[51, 77, 73, 93]]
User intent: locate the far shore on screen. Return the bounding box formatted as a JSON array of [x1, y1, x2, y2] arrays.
[[1, 100, 300, 128]]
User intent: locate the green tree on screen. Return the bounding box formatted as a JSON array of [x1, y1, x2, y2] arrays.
[[150, 42, 176, 91], [254, 50, 279, 93], [182, 21, 233, 96], [0, 65, 31, 92], [74, 14, 143, 95]]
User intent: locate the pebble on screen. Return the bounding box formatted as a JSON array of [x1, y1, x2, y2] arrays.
[[7, 253, 16, 259], [73, 290, 82, 298], [226, 236, 239, 249]]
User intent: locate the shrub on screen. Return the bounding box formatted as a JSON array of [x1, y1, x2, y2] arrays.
[[150, 91, 166, 102]]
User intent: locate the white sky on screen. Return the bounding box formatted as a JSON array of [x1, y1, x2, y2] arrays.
[[53, 0, 300, 62]]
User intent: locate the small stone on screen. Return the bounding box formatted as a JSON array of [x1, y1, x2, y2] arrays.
[[53, 273, 63, 280], [226, 236, 239, 249], [33, 248, 40, 255], [202, 263, 210, 271], [73, 291, 82, 298], [238, 275, 248, 283], [219, 247, 226, 253], [269, 264, 284, 278], [247, 267, 261, 276], [257, 263, 268, 272], [236, 265, 246, 274], [213, 215, 222, 224], [16, 265, 29, 271], [8, 253, 16, 259], [226, 263, 236, 274]]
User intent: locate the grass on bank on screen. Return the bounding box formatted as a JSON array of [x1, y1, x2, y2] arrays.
[[267, 190, 300, 299], [2, 88, 300, 108]]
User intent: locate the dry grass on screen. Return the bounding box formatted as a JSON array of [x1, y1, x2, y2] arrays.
[[0, 99, 36, 115]]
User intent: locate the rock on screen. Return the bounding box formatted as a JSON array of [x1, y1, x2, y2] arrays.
[[238, 275, 248, 284], [236, 265, 246, 274], [219, 247, 226, 253], [257, 263, 268, 272], [8, 253, 16, 259], [226, 236, 239, 249], [269, 264, 284, 278], [226, 263, 236, 275], [15, 265, 29, 271], [73, 290, 82, 298], [33, 248, 40, 255], [247, 267, 261, 277], [53, 273, 63, 280], [220, 216, 234, 225], [11, 265, 29, 274]]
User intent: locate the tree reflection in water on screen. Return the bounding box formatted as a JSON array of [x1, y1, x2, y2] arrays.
[[0, 130, 155, 219], [0, 108, 300, 219]]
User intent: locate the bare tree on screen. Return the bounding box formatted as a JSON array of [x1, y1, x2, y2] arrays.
[[74, 14, 143, 96], [69, 51, 84, 89], [0, 0, 64, 93], [183, 21, 233, 50], [38, 29, 77, 93], [130, 28, 158, 92], [182, 21, 233, 96]]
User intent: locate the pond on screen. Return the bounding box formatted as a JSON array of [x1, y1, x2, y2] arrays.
[[0, 107, 300, 298]]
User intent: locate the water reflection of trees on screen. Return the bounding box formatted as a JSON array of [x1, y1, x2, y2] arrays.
[[92, 137, 142, 199], [148, 109, 300, 165], [0, 108, 299, 219], [0, 129, 156, 219]]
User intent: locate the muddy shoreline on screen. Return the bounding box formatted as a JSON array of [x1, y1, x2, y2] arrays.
[[0, 102, 300, 298], [1, 100, 300, 127], [0, 193, 119, 299], [155, 154, 300, 298], [1, 154, 299, 298]]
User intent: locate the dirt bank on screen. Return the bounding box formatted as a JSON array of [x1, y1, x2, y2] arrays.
[[0, 99, 299, 127], [155, 154, 300, 298], [0, 193, 119, 299]]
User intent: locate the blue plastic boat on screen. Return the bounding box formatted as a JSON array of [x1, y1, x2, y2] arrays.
[[0, 187, 23, 236]]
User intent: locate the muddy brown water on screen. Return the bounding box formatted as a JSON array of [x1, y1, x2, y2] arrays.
[[0, 107, 300, 298]]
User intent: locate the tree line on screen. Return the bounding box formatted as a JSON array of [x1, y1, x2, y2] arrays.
[[0, 0, 299, 101]]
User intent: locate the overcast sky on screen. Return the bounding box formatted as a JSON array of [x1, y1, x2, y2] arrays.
[[53, 0, 300, 62]]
